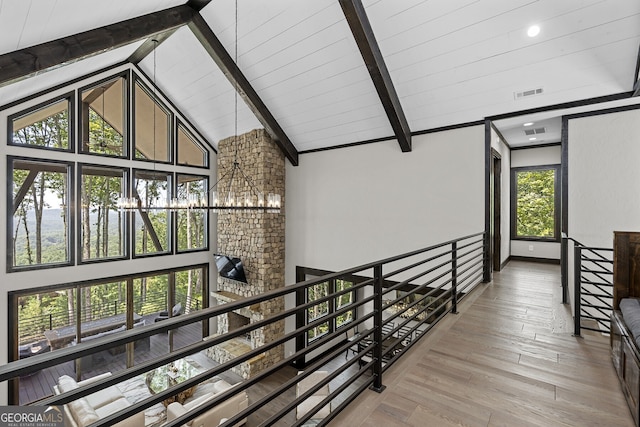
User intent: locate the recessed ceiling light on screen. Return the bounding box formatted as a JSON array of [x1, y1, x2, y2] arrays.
[[529, 137, 537, 141], [523, 122, 534, 127], [527, 25, 541, 38]]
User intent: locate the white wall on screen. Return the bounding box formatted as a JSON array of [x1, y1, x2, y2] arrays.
[[490, 129, 511, 267], [567, 107, 640, 310], [285, 126, 485, 283], [283, 126, 485, 359], [510, 145, 562, 260], [568, 109, 640, 246]]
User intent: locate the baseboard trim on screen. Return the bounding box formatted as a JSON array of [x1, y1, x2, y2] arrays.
[[500, 257, 511, 270], [510, 255, 560, 265]]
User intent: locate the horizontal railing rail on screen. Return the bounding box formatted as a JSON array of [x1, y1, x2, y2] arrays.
[[17, 291, 202, 345], [2, 231, 486, 427], [563, 235, 614, 336]]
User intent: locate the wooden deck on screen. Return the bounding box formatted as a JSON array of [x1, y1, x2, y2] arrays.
[[18, 314, 208, 404], [332, 261, 634, 427]]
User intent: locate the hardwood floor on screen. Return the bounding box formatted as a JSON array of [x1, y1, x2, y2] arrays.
[[332, 261, 634, 427]]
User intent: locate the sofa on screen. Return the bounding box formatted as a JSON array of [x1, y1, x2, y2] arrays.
[[166, 379, 248, 427], [53, 372, 144, 427]]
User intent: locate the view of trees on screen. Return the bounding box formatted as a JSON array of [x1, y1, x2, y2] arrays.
[[514, 168, 556, 238], [12, 74, 210, 347], [307, 279, 354, 341], [17, 267, 204, 345]]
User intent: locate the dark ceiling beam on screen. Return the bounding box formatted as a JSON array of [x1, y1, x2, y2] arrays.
[[188, 13, 299, 166], [0, 5, 195, 88], [339, 0, 412, 153], [633, 44, 640, 97], [186, 0, 213, 12], [127, 29, 178, 64]]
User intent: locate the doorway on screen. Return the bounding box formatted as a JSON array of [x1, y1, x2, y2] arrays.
[[491, 149, 502, 271]]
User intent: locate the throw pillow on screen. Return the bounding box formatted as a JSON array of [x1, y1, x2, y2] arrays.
[[68, 398, 100, 427], [57, 375, 78, 393]]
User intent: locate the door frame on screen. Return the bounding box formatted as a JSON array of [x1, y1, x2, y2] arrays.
[[491, 148, 502, 271]]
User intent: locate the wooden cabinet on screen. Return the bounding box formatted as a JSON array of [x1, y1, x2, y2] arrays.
[[612, 231, 640, 426], [612, 310, 640, 425], [614, 231, 640, 309]]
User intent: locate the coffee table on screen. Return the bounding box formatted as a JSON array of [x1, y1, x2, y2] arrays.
[[146, 359, 201, 406]]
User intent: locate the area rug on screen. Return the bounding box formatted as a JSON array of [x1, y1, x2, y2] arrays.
[[117, 375, 166, 427], [116, 359, 222, 427]]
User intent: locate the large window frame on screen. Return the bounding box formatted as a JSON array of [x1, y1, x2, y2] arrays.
[[78, 73, 128, 158], [8, 263, 209, 405], [7, 93, 75, 152], [132, 78, 172, 164], [510, 164, 561, 242], [77, 163, 129, 263], [5, 68, 212, 273], [7, 156, 75, 271]]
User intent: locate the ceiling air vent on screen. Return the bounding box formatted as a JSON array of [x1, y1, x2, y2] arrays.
[[514, 87, 544, 100], [524, 127, 546, 136]]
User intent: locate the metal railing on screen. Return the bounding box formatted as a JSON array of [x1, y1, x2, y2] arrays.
[[1, 232, 486, 427], [18, 292, 201, 345], [562, 235, 614, 336]]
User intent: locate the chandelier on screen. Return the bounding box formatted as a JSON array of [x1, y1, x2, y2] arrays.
[[117, 1, 281, 213]]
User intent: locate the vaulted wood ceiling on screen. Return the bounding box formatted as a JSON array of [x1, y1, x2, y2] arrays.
[[1, 0, 639, 159]]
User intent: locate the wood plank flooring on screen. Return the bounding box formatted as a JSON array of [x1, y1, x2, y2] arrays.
[[332, 261, 634, 427]]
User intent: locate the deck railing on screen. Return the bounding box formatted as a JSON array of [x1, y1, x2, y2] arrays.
[[562, 235, 614, 336], [18, 292, 200, 345], [1, 232, 486, 427]]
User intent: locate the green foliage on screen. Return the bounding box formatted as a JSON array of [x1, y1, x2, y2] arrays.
[[307, 279, 355, 340], [515, 169, 556, 238], [87, 108, 123, 155], [13, 107, 69, 149]]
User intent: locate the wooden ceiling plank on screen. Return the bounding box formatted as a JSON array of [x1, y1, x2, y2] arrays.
[[0, 5, 196, 88], [188, 13, 299, 166], [339, 0, 412, 153]]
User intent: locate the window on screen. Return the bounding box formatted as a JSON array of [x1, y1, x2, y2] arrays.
[[134, 170, 171, 256], [177, 123, 208, 167], [134, 81, 171, 163], [307, 282, 330, 341], [511, 165, 560, 241], [176, 174, 208, 252], [79, 165, 127, 261], [6, 69, 211, 272], [79, 76, 126, 156], [335, 279, 355, 328], [9, 96, 72, 151], [10, 264, 208, 403], [9, 158, 72, 269], [305, 277, 356, 343]]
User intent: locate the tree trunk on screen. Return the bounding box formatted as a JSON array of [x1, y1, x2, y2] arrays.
[[32, 177, 44, 264], [96, 206, 102, 258], [67, 289, 75, 325], [82, 176, 91, 260]]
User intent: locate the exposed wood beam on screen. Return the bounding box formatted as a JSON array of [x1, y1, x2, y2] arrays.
[[127, 29, 179, 65], [339, 0, 412, 153], [188, 13, 299, 166], [186, 0, 213, 12], [0, 5, 196, 88]]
